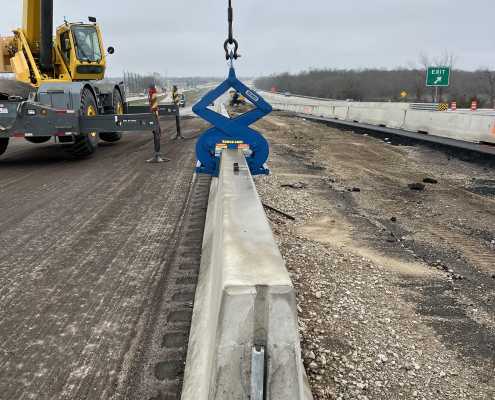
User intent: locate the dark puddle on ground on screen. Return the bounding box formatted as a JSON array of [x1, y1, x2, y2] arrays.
[[466, 178, 495, 197], [467, 186, 495, 197]]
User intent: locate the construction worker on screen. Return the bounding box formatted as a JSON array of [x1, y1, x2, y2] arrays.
[[146, 84, 167, 163], [231, 91, 239, 106], [172, 85, 180, 106], [148, 84, 159, 113]]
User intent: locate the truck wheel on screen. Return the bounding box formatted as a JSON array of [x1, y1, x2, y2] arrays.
[[99, 89, 123, 143], [71, 88, 99, 158], [25, 137, 51, 144], [0, 138, 9, 156]]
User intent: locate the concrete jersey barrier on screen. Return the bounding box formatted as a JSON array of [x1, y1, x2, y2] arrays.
[[182, 149, 312, 400], [260, 91, 495, 145]]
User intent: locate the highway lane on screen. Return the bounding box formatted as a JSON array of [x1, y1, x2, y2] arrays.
[[0, 118, 208, 400]]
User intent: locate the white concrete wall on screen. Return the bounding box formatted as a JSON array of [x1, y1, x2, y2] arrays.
[[261, 92, 495, 145], [182, 150, 312, 400]]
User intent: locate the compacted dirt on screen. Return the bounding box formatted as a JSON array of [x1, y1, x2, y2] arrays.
[[254, 113, 495, 400], [0, 118, 209, 400]]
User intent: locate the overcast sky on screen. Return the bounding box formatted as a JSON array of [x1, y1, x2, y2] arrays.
[[1, 0, 494, 78]]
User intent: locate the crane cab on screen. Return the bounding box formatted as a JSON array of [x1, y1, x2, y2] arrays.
[[55, 22, 107, 82]]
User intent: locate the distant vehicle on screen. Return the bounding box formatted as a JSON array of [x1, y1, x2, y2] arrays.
[[179, 94, 186, 108], [283, 91, 291, 97]]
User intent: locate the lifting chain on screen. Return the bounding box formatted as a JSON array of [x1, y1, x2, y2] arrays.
[[193, 0, 272, 176], [223, 0, 240, 60]]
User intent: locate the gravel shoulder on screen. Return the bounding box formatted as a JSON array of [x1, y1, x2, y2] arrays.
[[254, 113, 495, 400], [0, 119, 207, 400]]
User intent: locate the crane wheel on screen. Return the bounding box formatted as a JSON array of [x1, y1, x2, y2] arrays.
[[25, 137, 51, 144], [99, 89, 123, 143], [0, 138, 9, 156], [71, 88, 99, 158]]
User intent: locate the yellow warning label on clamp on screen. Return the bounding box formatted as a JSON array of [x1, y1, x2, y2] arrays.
[[222, 140, 244, 144]]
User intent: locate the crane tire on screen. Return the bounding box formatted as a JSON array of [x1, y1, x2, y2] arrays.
[[71, 88, 99, 158]]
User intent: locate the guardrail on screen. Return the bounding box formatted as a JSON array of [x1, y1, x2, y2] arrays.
[[409, 103, 440, 111], [181, 149, 313, 400]]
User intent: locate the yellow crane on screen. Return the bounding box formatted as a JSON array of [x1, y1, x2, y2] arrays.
[[0, 0, 126, 157], [1, 0, 111, 86]]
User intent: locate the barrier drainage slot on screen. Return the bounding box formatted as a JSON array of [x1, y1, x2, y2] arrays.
[[251, 345, 266, 400]]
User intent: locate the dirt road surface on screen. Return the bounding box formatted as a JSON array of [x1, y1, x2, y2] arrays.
[[255, 113, 495, 400], [0, 118, 208, 400]]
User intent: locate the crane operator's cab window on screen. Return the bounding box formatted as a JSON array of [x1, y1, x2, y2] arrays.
[[72, 26, 102, 63]]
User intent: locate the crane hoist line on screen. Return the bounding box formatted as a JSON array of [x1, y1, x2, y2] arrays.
[[0, 0, 177, 159], [193, 0, 273, 177]]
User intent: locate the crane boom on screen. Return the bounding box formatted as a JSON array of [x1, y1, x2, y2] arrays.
[[22, 0, 41, 48]]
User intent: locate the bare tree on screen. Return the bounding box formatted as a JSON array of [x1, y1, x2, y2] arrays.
[[407, 60, 425, 101], [255, 64, 489, 107], [416, 51, 457, 102], [479, 68, 495, 108], [434, 50, 457, 69]]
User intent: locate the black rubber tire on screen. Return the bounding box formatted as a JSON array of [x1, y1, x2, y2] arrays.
[[25, 137, 51, 144], [99, 89, 123, 143], [71, 88, 98, 158], [0, 138, 9, 156]]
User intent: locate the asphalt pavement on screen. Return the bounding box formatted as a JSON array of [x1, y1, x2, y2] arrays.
[[0, 118, 208, 400]]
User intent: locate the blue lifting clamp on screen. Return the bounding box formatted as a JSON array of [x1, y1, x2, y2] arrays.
[[193, 66, 272, 176]]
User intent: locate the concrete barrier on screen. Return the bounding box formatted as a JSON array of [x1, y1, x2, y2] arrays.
[[404, 110, 495, 144], [347, 103, 408, 128], [333, 104, 349, 120], [182, 149, 312, 400], [259, 91, 495, 146]]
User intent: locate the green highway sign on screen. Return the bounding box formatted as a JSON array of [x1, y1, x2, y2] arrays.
[[426, 66, 451, 87]]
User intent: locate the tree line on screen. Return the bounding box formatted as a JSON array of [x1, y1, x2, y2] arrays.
[[121, 72, 218, 95], [255, 68, 495, 108]]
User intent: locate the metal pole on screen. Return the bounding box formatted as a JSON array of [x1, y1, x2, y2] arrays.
[[250, 346, 265, 400], [174, 106, 184, 140], [153, 113, 162, 154]]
